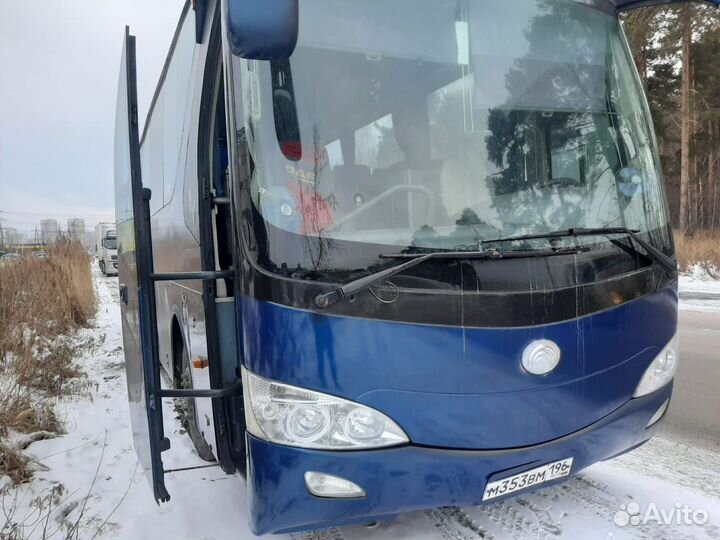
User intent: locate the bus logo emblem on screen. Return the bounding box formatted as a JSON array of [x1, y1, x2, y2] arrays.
[[522, 340, 561, 375]]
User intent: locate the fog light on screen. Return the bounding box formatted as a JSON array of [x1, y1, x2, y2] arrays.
[[304, 472, 366, 498], [646, 399, 670, 428]]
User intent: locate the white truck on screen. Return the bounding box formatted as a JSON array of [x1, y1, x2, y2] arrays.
[[94, 223, 117, 276]]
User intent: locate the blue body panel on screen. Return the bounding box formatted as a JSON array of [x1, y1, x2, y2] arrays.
[[239, 286, 677, 448], [246, 384, 672, 534], [239, 286, 677, 532]]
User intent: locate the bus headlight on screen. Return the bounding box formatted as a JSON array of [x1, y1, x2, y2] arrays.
[[634, 334, 679, 398], [241, 368, 409, 449]]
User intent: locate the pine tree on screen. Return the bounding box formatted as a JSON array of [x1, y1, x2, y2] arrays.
[[623, 4, 720, 233]]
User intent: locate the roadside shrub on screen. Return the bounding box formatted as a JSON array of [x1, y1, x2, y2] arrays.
[[0, 241, 93, 484], [0, 443, 32, 485], [46, 241, 96, 327], [0, 241, 95, 362], [674, 231, 720, 276], [0, 384, 60, 437], [13, 343, 84, 397]]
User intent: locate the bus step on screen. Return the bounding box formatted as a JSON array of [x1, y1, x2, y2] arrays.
[[151, 269, 234, 282], [158, 380, 243, 399], [164, 464, 221, 474]]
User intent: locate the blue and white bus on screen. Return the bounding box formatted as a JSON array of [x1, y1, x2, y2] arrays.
[[114, 0, 715, 534]]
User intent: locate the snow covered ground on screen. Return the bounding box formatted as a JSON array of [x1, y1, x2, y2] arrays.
[[679, 265, 720, 313], [4, 269, 720, 540]]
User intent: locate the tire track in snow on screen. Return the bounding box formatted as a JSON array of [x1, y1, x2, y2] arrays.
[[464, 498, 559, 540], [539, 475, 699, 540], [610, 434, 720, 501], [291, 527, 346, 540], [424, 507, 493, 540]]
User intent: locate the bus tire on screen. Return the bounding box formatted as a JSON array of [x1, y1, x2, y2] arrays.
[[174, 328, 215, 462], [100, 261, 106, 276]]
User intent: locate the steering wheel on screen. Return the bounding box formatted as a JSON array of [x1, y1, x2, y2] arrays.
[[326, 184, 435, 233]]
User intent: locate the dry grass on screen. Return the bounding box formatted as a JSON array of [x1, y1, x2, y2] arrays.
[[0, 241, 95, 484], [13, 344, 84, 397], [674, 231, 720, 276], [0, 241, 95, 359], [0, 386, 60, 438], [0, 444, 32, 485]]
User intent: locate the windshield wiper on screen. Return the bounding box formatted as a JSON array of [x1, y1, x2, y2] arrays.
[[314, 247, 583, 309], [482, 227, 676, 277]]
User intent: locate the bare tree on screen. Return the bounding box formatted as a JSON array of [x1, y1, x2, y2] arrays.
[[679, 6, 694, 232]]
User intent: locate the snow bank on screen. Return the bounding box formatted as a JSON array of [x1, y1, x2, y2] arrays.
[[679, 265, 720, 312], [680, 266, 720, 290]]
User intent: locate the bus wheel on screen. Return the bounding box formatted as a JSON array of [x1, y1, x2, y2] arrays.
[[100, 261, 106, 276], [175, 338, 215, 462]]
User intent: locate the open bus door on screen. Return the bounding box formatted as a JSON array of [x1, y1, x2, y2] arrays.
[[114, 25, 243, 503], [114, 27, 170, 503]]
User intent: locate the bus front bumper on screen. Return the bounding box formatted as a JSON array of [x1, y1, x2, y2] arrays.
[[246, 384, 672, 535]]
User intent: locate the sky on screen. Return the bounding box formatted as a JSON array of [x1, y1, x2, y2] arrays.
[[0, 0, 185, 236]]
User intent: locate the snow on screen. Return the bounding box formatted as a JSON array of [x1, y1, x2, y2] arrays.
[[3, 268, 720, 540], [680, 265, 720, 293], [679, 266, 720, 313]]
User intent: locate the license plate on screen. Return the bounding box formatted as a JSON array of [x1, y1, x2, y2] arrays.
[[482, 457, 574, 502]]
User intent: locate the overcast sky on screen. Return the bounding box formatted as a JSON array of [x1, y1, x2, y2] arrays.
[[0, 0, 185, 235]]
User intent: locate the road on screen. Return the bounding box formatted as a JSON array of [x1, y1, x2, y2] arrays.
[[666, 309, 720, 444], [680, 291, 720, 303]]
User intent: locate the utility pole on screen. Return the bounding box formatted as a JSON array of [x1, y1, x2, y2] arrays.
[[0, 210, 7, 252]]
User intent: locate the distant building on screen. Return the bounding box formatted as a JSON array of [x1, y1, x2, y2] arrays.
[[67, 218, 86, 244], [40, 219, 59, 245], [2, 227, 20, 246], [84, 231, 95, 251]]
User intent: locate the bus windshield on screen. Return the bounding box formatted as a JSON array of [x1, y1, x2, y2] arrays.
[[235, 0, 672, 271]]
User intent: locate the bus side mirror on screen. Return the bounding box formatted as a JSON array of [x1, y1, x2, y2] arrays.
[[226, 0, 299, 60]]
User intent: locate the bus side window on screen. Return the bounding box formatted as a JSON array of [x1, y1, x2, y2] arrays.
[[163, 15, 196, 205]]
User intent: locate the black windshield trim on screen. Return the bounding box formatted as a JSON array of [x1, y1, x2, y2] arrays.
[[314, 247, 586, 309], [241, 261, 675, 328], [481, 227, 676, 276]]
